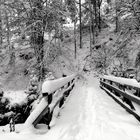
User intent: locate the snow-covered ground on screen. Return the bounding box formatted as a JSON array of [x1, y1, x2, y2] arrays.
[[4, 90, 27, 106], [1, 76, 140, 140]]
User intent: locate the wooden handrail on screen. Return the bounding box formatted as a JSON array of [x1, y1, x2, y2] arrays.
[[100, 75, 140, 122], [101, 75, 140, 89], [42, 74, 77, 94], [25, 74, 77, 128], [100, 81, 140, 105]]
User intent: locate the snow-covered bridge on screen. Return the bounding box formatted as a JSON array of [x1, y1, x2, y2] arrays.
[[1, 76, 140, 140]]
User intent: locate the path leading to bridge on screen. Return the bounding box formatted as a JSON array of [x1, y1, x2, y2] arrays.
[[1, 77, 140, 140]]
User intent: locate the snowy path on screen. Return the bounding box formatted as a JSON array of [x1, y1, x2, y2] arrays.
[[1, 78, 140, 140]]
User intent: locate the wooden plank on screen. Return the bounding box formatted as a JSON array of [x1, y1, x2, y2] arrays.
[[33, 105, 49, 126]]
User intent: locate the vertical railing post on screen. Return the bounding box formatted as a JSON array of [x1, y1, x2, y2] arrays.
[[136, 88, 140, 97]]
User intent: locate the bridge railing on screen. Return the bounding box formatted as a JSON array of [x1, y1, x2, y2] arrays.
[[25, 74, 78, 128], [100, 75, 140, 121]]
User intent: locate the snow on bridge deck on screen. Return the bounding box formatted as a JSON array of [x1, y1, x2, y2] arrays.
[[1, 77, 140, 140], [44, 78, 140, 140]]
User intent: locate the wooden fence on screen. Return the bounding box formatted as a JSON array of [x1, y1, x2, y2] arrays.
[[25, 74, 77, 128], [100, 75, 140, 122]]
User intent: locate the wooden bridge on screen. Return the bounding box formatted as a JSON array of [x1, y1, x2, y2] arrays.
[[25, 74, 140, 130]]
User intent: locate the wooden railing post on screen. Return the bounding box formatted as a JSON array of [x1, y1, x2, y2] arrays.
[[135, 89, 140, 97]]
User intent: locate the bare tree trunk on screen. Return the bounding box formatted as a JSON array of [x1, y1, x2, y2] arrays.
[[30, 0, 45, 81], [89, 0, 92, 55], [5, 10, 15, 67], [91, 5, 95, 44], [115, 0, 119, 32], [98, 6, 101, 32], [55, 28, 57, 45], [9, 44, 15, 67], [59, 0, 63, 48], [93, 0, 98, 35], [5, 11, 10, 48], [74, 20, 77, 59], [0, 9, 2, 45], [79, 0, 82, 49], [97, 0, 102, 32]]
